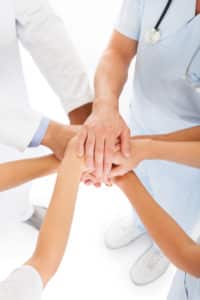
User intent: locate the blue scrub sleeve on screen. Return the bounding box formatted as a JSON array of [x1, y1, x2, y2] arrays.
[[115, 0, 144, 41], [186, 48, 200, 87], [29, 116, 50, 147]]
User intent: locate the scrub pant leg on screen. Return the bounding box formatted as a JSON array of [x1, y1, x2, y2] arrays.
[[167, 271, 188, 300], [129, 118, 154, 232], [132, 161, 154, 232]]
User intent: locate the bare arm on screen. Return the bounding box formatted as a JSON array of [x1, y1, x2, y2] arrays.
[[94, 31, 136, 107], [135, 126, 200, 142], [145, 140, 200, 168], [69, 103, 92, 125], [77, 31, 137, 180], [111, 133, 200, 176], [0, 155, 59, 192], [116, 172, 200, 277], [26, 138, 84, 286]]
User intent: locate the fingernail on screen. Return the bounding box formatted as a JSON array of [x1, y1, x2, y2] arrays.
[[125, 152, 131, 158]]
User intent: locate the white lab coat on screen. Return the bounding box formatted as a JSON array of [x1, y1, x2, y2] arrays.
[[0, 0, 92, 151], [0, 0, 92, 223]]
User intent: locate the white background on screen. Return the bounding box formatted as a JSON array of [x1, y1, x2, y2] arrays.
[[0, 0, 176, 299]]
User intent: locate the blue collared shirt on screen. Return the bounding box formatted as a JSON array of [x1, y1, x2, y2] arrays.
[[29, 117, 50, 147]]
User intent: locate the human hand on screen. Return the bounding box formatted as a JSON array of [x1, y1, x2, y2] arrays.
[[42, 121, 81, 160], [110, 139, 152, 177], [76, 100, 131, 181], [81, 137, 121, 187], [63, 135, 86, 173]]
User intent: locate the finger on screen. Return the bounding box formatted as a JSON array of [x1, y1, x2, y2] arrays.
[[85, 131, 95, 171], [95, 137, 105, 180], [114, 144, 121, 153], [83, 172, 100, 186], [103, 138, 115, 179], [76, 128, 88, 157], [110, 166, 126, 178], [104, 177, 113, 186], [95, 183, 101, 188], [120, 129, 131, 158], [84, 180, 92, 185]]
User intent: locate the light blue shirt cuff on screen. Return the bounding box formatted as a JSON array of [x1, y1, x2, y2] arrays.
[[29, 117, 50, 147]]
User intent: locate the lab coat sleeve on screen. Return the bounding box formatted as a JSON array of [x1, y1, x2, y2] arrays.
[[0, 107, 43, 151], [14, 0, 93, 114], [115, 0, 144, 41]]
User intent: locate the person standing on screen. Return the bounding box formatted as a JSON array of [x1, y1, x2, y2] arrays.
[[0, 0, 92, 229], [77, 0, 200, 285]]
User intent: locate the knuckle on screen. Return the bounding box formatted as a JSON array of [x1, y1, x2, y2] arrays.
[[86, 142, 94, 150], [82, 125, 88, 132], [95, 148, 103, 156], [96, 160, 103, 168], [104, 163, 111, 170], [96, 157, 103, 164], [86, 153, 93, 160], [106, 146, 114, 154]]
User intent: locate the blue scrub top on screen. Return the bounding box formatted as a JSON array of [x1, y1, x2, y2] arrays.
[[116, 0, 200, 134]]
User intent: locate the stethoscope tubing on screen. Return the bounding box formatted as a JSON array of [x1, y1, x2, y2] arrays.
[[155, 0, 173, 31]]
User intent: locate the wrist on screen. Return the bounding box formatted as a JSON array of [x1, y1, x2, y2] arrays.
[[41, 120, 73, 152], [131, 139, 154, 161], [146, 140, 164, 160], [114, 171, 134, 188], [46, 155, 60, 171], [63, 137, 85, 172], [93, 96, 119, 113], [41, 121, 64, 149]]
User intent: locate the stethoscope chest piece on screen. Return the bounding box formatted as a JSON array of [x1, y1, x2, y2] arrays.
[[145, 28, 161, 44], [144, 0, 173, 45]]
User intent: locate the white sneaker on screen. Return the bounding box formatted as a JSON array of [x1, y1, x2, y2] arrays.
[[25, 205, 47, 231], [130, 245, 170, 285], [104, 216, 147, 249]]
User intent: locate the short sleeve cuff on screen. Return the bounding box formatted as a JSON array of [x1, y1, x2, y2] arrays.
[[114, 0, 143, 41], [114, 24, 139, 41]]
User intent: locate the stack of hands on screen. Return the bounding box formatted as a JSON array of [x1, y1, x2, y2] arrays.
[[46, 107, 152, 186]]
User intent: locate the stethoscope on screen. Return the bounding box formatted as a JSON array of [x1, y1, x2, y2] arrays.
[[145, 0, 173, 44]]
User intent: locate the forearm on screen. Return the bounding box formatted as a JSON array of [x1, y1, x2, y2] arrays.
[[69, 103, 92, 124], [27, 146, 83, 285], [41, 120, 81, 160], [146, 140, 200, 168], [134, 126, 200, 142], [116, 172, 200, 277], [94, 48, 130, 110], [0, 155, 59, 192]]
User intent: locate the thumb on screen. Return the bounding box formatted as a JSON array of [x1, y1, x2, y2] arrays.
[[121, 129, 131, 158], [110, 166, 126, 178], [76, 129, 87, 157]]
